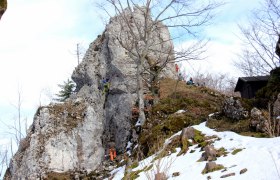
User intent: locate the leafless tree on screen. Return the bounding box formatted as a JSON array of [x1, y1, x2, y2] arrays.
[[235, 0, 280, 76], [98, 0, 222, 125], [0, 147, 8, 177], [1, 89, 26, 148], [193, 71, 237, 96]]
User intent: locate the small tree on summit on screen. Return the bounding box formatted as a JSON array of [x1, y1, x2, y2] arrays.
[[55, 79, 75, 102]]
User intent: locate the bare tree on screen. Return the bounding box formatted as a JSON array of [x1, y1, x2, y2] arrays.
[[1, 88, 26, 148], [98, 0, 222, 126], [235, 0, 280, 76], [0, 147, 8, 177], [193, 71, 237, 96]]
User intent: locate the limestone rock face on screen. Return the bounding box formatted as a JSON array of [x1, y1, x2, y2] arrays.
[[6, 6, 176, 179], [6, 100, 104, 179]]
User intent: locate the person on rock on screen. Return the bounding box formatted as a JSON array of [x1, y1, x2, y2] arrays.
[[102, 78, 110, 95], [186, 77, 194, 85]]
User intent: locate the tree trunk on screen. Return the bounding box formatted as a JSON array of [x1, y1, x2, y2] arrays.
[[136, 61, 146, 126]]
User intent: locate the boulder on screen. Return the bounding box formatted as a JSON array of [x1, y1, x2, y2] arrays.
[[250, 107, 268, 133], [155, 172, 167, 180], [202, 162, 224, 174], [240, 168, 248, 174], [199, 145, 217, 161], [222, 97, 248, 120], [180, 127, 195, 140]]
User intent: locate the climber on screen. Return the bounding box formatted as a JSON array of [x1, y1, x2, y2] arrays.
[[102, 78, 110, 96], [175, 64, 179, 73], [186, 77, 194, 85], [109, 147, 117, 161]]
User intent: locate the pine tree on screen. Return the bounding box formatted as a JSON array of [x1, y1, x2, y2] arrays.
[[55, 79, 75, 102]]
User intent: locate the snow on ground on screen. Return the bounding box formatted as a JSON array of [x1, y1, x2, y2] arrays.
[[111, 122, 280, 180]]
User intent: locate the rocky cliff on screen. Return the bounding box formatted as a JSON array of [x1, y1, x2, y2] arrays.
[[5, 6, 176, 179]]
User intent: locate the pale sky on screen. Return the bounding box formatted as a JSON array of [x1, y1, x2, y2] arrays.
[[0, 1, 261, 142]]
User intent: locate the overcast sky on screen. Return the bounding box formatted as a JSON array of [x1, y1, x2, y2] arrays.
[[0, 0, 261, 142]]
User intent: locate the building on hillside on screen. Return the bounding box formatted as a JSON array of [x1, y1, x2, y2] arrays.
[[234, 76, 270, 99]]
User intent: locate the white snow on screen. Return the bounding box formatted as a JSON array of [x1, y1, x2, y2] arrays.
[[175, 110, 186, 114], [111, 122, 280, 180]]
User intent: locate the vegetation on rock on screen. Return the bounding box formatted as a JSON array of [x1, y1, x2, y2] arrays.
[[55, 79, 75, 102], [139, 79, 224, 156]]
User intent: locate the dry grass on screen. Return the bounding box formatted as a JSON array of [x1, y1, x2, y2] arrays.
[[139, 78, 225, 156]]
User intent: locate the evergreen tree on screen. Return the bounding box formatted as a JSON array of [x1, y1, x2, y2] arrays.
[[55, 79, 75, 102]]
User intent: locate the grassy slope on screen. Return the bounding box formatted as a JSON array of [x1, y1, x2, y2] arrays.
[[139, 78, 225, 155], [139, 78, 267, 156]]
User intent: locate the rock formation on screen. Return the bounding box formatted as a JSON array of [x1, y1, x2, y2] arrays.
[[5, 6, 176, 179], [0, 0, 7, 20], [250, 107, 268, 133], [222, 97, 248, 120]]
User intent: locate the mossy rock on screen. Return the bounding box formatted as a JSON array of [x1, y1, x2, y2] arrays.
[[202, 163, 225, 174], [177, 138, 189, 156], [194, 129, 205, 143], [231, 148, 243, 155], [130, 161, 139, 169], [217, 147, 228, 157]]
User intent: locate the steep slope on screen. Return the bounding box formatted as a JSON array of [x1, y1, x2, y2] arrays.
[[4, 6, 176, 179]]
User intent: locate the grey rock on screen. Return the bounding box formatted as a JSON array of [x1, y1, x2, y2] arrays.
[[6, 6, 176, 179], [222, 97, 248, 120], [180, 127, 195, 140], [220, 172, 235, 178], [202, 162, 223, 174], [155, 172, 167, 180], [250, 107, 268, 133], [200, 145, 217, 161], [240, 168, 248, 174], [172, 172, 180, 177]]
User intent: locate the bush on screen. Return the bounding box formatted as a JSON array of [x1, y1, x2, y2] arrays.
[[55, 79, 75, 102]]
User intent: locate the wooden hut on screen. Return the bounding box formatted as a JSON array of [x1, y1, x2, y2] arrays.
[[234, 76, 269, 99]]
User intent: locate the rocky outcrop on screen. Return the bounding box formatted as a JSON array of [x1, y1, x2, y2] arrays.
[[6, 99, 104, 179], [250, 107, 268, 133], [222, 97, 248, 120], [5, 6, 176, 179], [0, 0, 7, 20]]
